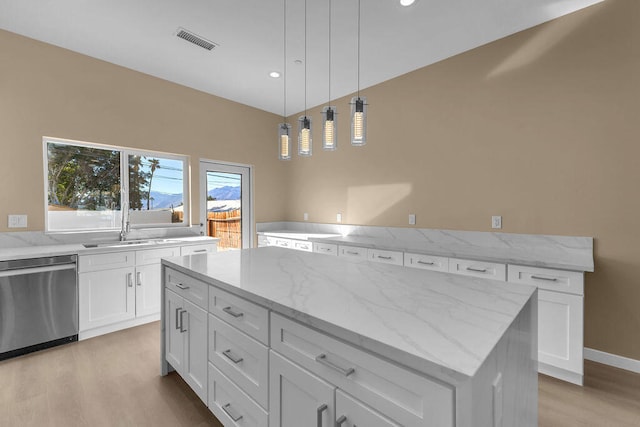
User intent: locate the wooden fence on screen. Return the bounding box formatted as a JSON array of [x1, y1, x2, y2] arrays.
[[207, 209, 242, 250]]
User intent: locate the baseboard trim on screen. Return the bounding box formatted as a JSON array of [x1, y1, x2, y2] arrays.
[[538, 362, 583, 386], [79, 314, 160, 341], [584, 347, 640, 374]]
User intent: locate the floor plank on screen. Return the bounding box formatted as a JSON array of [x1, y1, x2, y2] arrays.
[[1, 322, 639, 426]]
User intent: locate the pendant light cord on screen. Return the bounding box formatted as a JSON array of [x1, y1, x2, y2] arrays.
[[304, 0, 308, 118], [328, 0, 331, 106], [357, 0, 361, 99], [283, 0, 287, 122]]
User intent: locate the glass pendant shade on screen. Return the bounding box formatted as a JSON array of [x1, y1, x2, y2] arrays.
[[298, 116, 312, 156], [278, 123, 292, 160], [322, 106, 337, 151], [350, 96, 367, 146]]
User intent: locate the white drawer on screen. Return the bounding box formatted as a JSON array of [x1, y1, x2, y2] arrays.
[[448, 257, 506, 281], [208, 363, 269, 427], [270, 313, 454, 427], [209, 286, 269, 345], [508, 265, 584, 295], [257, 235, 269, 247], [209, 314, 269, 409], [367, 248, 403, 266], [136, 246, 180, 266], [78, 251, 135, 273], [272, 237, 293, 249], [181, 243, 217, 256], [164, 268, 208, 310], [313, 242, 338, 256], [292, 240, 313, 252], [338, 245, 367, 259], [404, 253, 449, 272]]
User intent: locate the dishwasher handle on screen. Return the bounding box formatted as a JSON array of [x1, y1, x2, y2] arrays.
[[0, 264, 76, 278]]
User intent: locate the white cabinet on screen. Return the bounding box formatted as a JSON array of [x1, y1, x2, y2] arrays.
[[261, 235, 314, 252], [313, 242, 338, 256], [338, 245, 367, 259], [79, 266, 136, 331], [508, 264, 585, 385], [404, 252, 448, 272], [270, 350, 335, 427], [165, 288, 208, 403], [336, 389, 401, 427], [448, 257, 506, 281], [368, 248, 404, 266], [79, 246, 182, 338]]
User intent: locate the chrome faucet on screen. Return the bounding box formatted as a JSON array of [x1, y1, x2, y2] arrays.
[[120, 202, 130, 241]]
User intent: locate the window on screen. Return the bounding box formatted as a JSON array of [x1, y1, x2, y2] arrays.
[[45, 138, 189, 232]]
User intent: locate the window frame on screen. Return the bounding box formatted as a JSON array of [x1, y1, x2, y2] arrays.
[[43, 136, 190, 233]]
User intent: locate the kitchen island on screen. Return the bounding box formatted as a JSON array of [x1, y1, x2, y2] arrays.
[[161, 247, 537, 427]]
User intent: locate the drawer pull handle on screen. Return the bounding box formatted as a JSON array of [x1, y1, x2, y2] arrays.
[[531, 275, 558, 282], [175, 307, 182, 330], [346, 251, 359, 255], [175, 283, 190, 290], [317, 404, 328, 427], [222, 349, 243, 364], [466, 267, 488, 273], [300, 245, 309, 249], [222, 403, 243, 422], [192, 249, 207, 253], [336, 415, 348, 427], [315, 353, 355, 377], [377, 255, 392, 260], [417, 260, 435, 265], [179, 310, 187, 333], [222, 306, 244, 318]]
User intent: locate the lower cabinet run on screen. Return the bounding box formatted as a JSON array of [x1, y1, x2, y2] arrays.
[[161, 265, 537, 427]]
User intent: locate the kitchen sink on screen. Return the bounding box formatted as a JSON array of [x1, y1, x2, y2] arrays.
[[82, 239, 179, 248]]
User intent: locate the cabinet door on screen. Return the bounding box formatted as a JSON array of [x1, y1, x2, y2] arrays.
[[165, 289, 185, 372], [135, 264, 162, 317], [183, 299, 208, 404], [270, 351, 335, 427], [79, 267, 135, 331], [335, 390, 401, 427], [538, 290, 583, 374]]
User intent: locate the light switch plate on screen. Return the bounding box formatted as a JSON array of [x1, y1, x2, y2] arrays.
[[409, 214, 416, 225], [8, 214, 28, 228], [336, 213, 342, 223], [492, 215, 502, 229], [303, 212, 309, 221]]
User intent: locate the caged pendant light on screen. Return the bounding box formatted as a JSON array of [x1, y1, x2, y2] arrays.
[[351, 0, 367, 146], [322, 0, 337, 151], [298, 0, 313, 156], [278, 0, 292, 160]]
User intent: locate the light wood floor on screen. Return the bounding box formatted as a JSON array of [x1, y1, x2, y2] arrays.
[[1, 322, 639, 427]]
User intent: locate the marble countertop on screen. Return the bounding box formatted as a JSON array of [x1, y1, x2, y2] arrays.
[[258, 230, 342, 240], [0, 236, 218, 262], [163, 247, 536, 383], [258, 229, 593, 272]]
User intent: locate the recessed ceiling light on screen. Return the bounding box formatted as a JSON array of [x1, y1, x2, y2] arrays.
[[269, 71, 281, 78], [400, 0, 416, 6]]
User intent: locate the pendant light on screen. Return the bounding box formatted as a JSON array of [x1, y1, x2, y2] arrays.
[[351, 0, 367, 146], [322, 0, 337, 151], [278, 0, 291, 160], [298, 0, 312, 156]]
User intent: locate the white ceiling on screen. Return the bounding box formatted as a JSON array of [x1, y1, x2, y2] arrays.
[[0, 0, 602, 115]]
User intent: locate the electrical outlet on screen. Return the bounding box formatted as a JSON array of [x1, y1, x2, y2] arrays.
[[303, 212, 309, 221], [409, 214, 416, 225], [336, 213, 342, 223], [492, 215, 502, 229], [8, 214, 27, 228]]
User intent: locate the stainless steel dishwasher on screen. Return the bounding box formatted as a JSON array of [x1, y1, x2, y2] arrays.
[[0, 254, 78, 360]]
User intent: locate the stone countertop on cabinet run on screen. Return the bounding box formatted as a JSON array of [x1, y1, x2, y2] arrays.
[[0, 236, 219, 262], [258, 230, 342, 240], [162, 247, 536, 385]]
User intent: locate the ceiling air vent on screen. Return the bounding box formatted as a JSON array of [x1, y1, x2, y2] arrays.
[[176, 28, 217, 51]]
